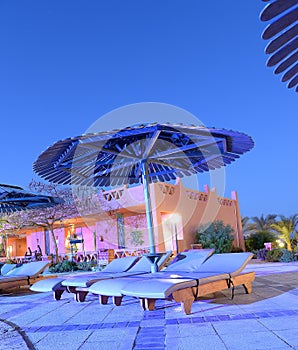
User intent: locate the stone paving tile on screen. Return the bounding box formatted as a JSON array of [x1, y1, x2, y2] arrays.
[[213, 319, 268, 335], [134, 326, 165, 349], [118, 327, 139, 350], [80, 341, 132, 350], [34, 329, 92, 348], [179, 323, 217, 337], [80, 328, 137, 350], [258, 315, 298, 331], [166, 334, 227, 350], [165, 324, 179, 336], [219, 331, 293, 350], [272, 329, 298, 349], [140, 319, 166, 327], [87, 328, 132, 342], [27, 332, 47, 345]]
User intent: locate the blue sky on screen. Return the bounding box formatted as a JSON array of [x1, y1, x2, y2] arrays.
[[0, 1, 297, 218]]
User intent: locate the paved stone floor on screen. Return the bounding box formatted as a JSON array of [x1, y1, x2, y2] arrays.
[[0, 261, 298, 350]]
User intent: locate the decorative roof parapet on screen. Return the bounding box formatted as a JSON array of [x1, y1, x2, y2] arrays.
[[185, 191, 208, 202], [158, 183, 175, 195], [217, 198, 233, 206]]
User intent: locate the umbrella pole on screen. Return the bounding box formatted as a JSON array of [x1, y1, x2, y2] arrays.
[[141, 161, 156, 254]]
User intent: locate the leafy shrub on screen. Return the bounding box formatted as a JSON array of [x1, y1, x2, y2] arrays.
[[77, 261, 98, 271], [49, 260, 78, 273], [256, 248, 268, 260], [265, 248, 296, 263], [265, 249, 282, 262], [245, 231, 276, 251], [49, 259, 101, 273], [280, 249, 296, 262], [195, 220, 234, 253]]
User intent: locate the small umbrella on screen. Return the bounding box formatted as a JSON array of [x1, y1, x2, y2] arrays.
[[0, 183, 63, 214], [33, 122, 254, 253]]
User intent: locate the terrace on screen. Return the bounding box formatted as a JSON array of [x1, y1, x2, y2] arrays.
[[0, 260, 298, 349]]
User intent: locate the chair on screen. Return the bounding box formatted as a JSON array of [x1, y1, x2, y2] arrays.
[[88, 249, 215, 306], [0, 263, 17, 276], [30, 252, 172, 301], [89, 252, 255, 314], [72, 251, 174, 302], [0, 261, 51, 291], [30, 255, 141, 300]]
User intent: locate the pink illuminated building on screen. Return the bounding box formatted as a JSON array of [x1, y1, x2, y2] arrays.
[[6, 180, 244, 259]]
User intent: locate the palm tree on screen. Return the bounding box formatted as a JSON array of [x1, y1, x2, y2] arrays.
[[241, 216, 253, 238], [271, 214, 298, 251], [250, 214, 277, 233]]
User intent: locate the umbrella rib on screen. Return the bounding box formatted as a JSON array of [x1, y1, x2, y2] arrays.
[[193, 154, 224, 168], [150, 137, 226, 159], [96, 148, 139, 160], [143, 130, 161, 159], [149, 159, 192, 172]]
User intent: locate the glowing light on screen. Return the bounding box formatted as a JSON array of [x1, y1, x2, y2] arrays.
[[276, 239, 285, 248]]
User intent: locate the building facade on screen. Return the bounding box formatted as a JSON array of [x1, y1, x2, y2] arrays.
[[4, 180, 244, 260]]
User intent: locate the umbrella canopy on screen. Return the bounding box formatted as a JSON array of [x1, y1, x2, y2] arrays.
[[0, 184, 63, 214], [260, 0, 298, 92], [33, 122, 254, 253]]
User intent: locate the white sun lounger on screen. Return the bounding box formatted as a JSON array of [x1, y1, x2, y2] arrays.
[[30, 255, 140, 300], [0, 261, 51, 291], [89, 252, 255, 314], [70, 251, 173, 302], [88, 249, 215, 306]]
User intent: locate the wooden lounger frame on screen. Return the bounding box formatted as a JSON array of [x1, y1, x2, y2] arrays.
[[139, 271, 255, 315], [0, 274, 55, 292]]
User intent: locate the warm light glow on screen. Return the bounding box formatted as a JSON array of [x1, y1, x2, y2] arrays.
[[276, 239, 285, 248]]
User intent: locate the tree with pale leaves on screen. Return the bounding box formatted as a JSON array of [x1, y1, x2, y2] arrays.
[[3, 180, 78, 261], [3, 180, 115, 261]]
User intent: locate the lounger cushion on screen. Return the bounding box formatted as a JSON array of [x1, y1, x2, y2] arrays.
[[123, 252, 171, 273], [165, 249, 214, 272], [197, 252, 253, 276], [121, 278, 198, 299], [0, 263, 17, 275], [101, 256, 139, 273], [90, 271, 230, 298], [61, 256, 141, 288], [89, 277, 140, 297], [30, 278, 65, 292], [125, 256, 152, 273], [61, 272, 131, 288], [120, 253, 253, 300], [6, 261, 50, 277], [60, 254, 171, 288], [30, 252, 172, 296]]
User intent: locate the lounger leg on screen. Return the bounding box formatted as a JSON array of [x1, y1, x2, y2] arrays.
[[172, 288, 195, 315], [53, 290, 64, 300], [66, 286, 76, 294], [140, 298, 156, 311], [113, 296, 123, 306], [75, 291, 89, 302], [243, 282, 252, 294], [99, 295, 109, 304]]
